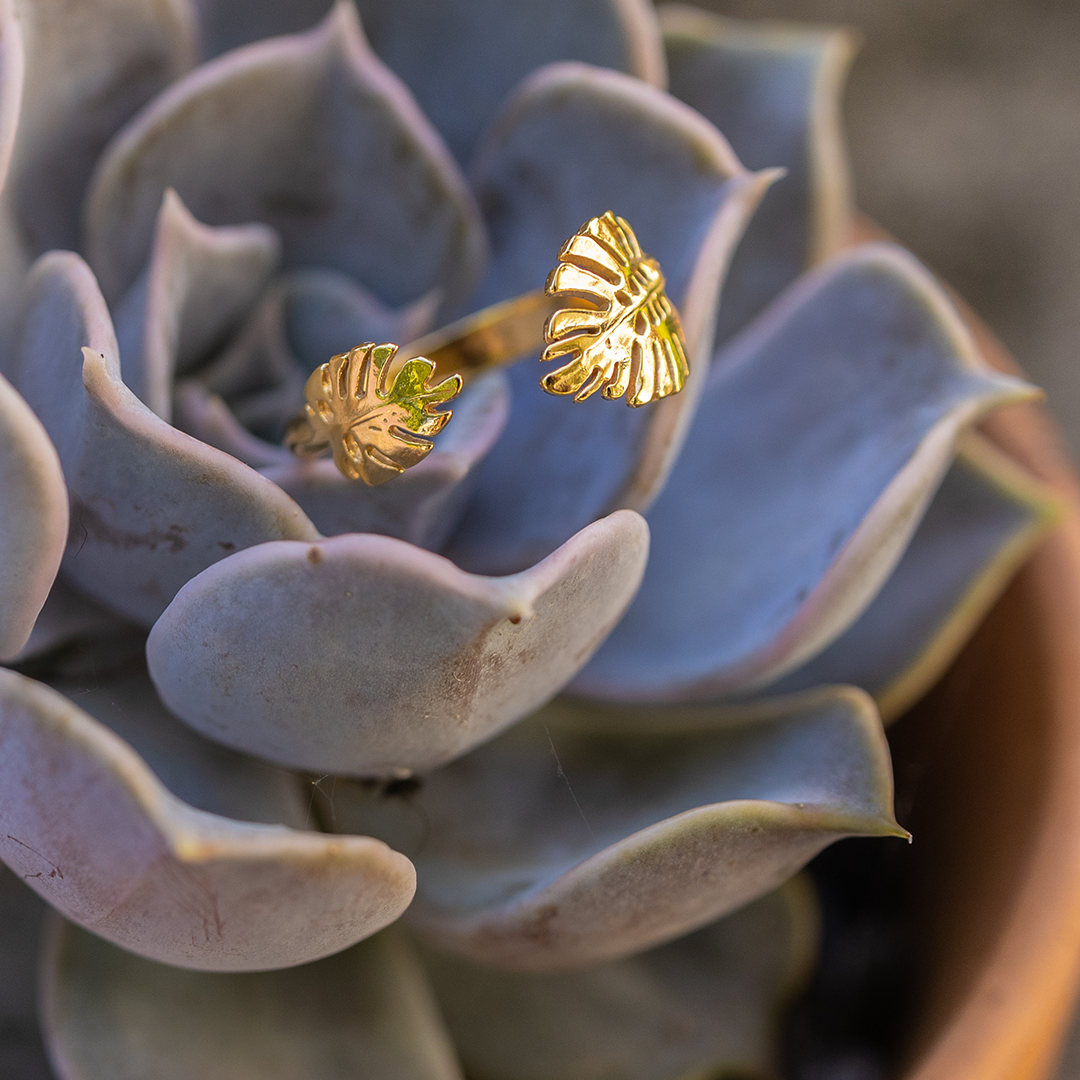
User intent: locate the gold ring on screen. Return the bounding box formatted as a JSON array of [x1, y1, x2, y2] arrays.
[[285, 212, 688, 485]]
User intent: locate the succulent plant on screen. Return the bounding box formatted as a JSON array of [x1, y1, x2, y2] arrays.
[[0, 0, 1062, 1077]]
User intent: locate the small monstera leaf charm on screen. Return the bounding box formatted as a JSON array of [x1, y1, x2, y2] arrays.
[[541, 212, 690, 407], [285, 343, 462, 485]]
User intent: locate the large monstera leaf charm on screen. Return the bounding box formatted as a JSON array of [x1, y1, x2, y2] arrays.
[[541, 213, 690, 407], [285, 343, 462, 485]]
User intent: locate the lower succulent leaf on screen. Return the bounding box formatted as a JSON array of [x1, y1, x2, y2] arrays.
[[420, 877, 818, 1080], [41, 923, 464, 1080], [763, 431, 1061, 721], [574, 244, 1038, 701], [0, 669, 416, 971], [0, 371, 68, 660], [146, 511, 650, 776], [58, 669, 309, 828], [325, 686, 903, 971]]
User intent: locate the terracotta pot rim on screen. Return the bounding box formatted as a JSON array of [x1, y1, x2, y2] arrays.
[[899, 283, 1080, 1080]]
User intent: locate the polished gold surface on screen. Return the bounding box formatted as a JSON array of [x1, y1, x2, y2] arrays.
[[396, 289, 561, 376], [285, 214, 688, 480], [541, 212, 689, 407], [284, 342, 461, 486], [399, 213, 688, 407]]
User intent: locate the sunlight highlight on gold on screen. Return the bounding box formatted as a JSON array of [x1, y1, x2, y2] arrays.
[[287, 215, 689, 480]]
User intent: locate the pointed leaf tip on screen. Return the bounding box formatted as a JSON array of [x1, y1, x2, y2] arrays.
[[0, 669, 416, 971]]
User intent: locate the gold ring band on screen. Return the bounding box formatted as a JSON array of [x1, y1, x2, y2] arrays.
[[285, 213, 689, 484], [395, 289, 559, 377]]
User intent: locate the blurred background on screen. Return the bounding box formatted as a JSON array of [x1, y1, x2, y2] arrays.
[[701, 0, 1080, 459]]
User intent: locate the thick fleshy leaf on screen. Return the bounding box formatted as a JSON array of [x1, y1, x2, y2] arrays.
[[661, 5, 857, 346], [15, 577, 129, 662], [113, 189, 280, 421], [327, 686, 901, 970], [354, 0, 665, 164], [765, 432, 1061, 722], [421, 878, 817, 1080], [42, 924, 463, 1080], [448, 62, 777, 574], [7, 0, 194, 257], [573, 243, 1039, 701], [0, 669, 415, 971], [146, 511, 649, 777], [0, 371, 67, 659], [84, 2, 488, 313], [13, 251, 318, 626], [57, 668, 309, 828]]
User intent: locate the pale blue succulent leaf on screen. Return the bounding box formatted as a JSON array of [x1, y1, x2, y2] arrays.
[[573, 244, 1038, 701], [326, 686, 900, 971], [0, 372, 68, 660], [6, 0, 195, 259], [420, 879, 816, 1080], [112, 190, 281, 422], [41, 924, 464, 1080], [190, 0, 666, 168], [57, 668, 308, 827], [353, 0, 665, 164], [447, 62, 769, 574], [84, 3, 488, 316], [762, 435, 1058, 718], [662, 5, 856, 347], [145, 512, 650, 777]]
